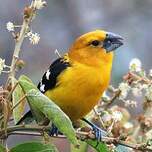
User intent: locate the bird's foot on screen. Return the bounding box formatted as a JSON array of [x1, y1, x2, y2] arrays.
[[82, 118, 107, 141], [48, 124, 62, 136], [92, 124, 107, 141]]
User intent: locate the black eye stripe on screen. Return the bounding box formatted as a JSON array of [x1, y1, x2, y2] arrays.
[[91, 40, 100, 46]]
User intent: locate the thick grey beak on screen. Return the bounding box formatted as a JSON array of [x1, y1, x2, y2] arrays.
[[103, 32, 124, 53]]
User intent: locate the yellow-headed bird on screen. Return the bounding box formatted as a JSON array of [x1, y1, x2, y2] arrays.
[[18, 30, 123, 138]]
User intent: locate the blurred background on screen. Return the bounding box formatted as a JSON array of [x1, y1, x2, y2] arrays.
[[0, 0, 152, 151]]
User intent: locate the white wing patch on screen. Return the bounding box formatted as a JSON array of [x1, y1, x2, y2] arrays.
[[46, 70, 51, 80], [40, 84, 45, 92]]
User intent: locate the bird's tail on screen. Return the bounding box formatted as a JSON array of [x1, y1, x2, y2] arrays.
[[16, 110, 34, 125]]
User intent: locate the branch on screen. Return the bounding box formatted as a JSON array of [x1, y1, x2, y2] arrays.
[[104, 90, 121, 108], [101, 89, 121, 109], [124, 72, 152, 84], [0, 125, 151, 151], [7, 2, 36, 88]]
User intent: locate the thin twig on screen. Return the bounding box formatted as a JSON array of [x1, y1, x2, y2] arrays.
[[125, 72, 151, 84], [11, 94, 27, 110], [8, 131, 65, 138], [93, 108, 106, 129], [7, 2, 35, 89], [0, 94, 27, 121], [103, 90, 121, 108], [2, 71, 10, 74], [7, 82, 19, 100], [0, 125, 151, 151]]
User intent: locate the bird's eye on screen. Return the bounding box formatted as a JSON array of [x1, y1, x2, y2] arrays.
[[91, 40, 100, 46]]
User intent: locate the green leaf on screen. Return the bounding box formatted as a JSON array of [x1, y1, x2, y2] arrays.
[[0, 144, 6, 152], [71, 141, 88, 152], [18, 75, 45, 124], [86, 139, 109, 152], [19, 75, 33, 83], [27, 89, 79, 147], [10, 141, 58, 152], [12, 78, 26, 124], [18, 75, 38, 91], [18, 75, 79, 146]]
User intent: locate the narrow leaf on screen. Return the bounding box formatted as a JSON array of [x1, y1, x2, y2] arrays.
[[18, 75, 45, 124], [10, 141, 58, 152], [86, 139, 109, 152], [18, 75, 79, 147], [19, 75, 33, 83], [71, 141, 88, 152], [27, 89, 79, 147], [18, 75, 38, 91], [12, 78, 26, 123]]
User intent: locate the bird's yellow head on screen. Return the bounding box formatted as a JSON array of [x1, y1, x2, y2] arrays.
[[68, 30, 123, 66]]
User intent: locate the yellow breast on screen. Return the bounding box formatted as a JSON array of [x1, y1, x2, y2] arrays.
[[45, 60, 112, 121]]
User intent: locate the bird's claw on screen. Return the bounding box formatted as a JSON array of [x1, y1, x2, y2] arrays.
[[92, 125, 107, 141], [48, 124, 61, 136], [82, 118, 107, 141]]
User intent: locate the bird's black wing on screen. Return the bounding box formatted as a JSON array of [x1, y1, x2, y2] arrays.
[[37, 56, 71, 93], [16, 56, 70, 125]]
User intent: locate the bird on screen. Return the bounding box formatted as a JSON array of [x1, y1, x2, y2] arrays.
[[17, 30, 123, 139]]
